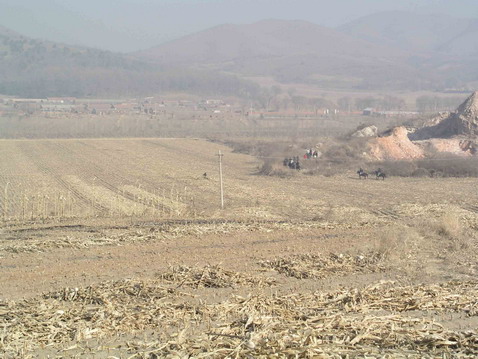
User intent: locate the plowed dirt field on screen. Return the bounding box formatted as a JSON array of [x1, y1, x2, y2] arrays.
[[2, 138, 478, 358]]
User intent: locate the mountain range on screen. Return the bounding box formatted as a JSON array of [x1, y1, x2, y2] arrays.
[[137, 19, 419, 89], [0, 11, 477, 98], [340, 11, 478, 56], [0, 25, 259, 98]]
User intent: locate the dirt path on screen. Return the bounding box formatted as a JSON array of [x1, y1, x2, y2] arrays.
[[1, 225, 372, 300]]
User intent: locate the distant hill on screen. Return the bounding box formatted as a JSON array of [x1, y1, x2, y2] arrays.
[[436, 19, 478, 56], [339, 11, 478, 89], [3, 14, 478, 98], [139, 19, 405, 64], [137, 19, 430, 90], [0, 26, 260, 98], [339, 11, 476, 54], [0, 25, 20, 37]]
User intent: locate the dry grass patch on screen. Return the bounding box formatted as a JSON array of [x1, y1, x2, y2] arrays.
[[377, 225, 423, 260], [158, 265, 276, 289], [415, 212, 472, 253], [256, 159, 296, 178], [435, 212, 464, 240], [373, 157, 478, 178], [261, 252, 385, 279]]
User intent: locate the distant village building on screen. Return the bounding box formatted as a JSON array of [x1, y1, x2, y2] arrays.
[[115, 103, 137, 112], [362, 108, 375, 116], [41, 104, 73, 112], [375, 110, 419, 117], [363, 107, 418, 117], [47, 97, 76, 104], [205, 99, 224, 106], [88, 103, 116, 115], [12, 99, 43, 104]]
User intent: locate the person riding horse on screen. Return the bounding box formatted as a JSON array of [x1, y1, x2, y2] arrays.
[[357, 168, 368, 179], [374, 168, 386, 180]]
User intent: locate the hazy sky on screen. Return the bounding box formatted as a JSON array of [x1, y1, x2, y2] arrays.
[[0, 0, 477, 52]]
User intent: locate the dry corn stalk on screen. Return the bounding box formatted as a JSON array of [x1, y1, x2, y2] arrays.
[[159, 264, 276, 288], [2, 272, 478, 358], [261, 252, 385, 279]]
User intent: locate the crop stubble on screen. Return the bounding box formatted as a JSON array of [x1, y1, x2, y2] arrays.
[[2, 138, 478, 357]]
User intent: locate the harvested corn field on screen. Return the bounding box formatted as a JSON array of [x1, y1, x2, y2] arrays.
[[3, 138, 478, 223], [261, 252, 386, 279], [158, 264, 277, 288], [3, 274, 478, 358], [2, 138, 478, 357]]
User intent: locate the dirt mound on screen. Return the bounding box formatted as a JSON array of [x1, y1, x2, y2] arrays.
[[423, 111, 451, 128], [368, 126, 425, 160], [351, 125, 378, 138], [457, 91, 478, 118], [412, 91, 478, 140], [368, 92, 478, 160]]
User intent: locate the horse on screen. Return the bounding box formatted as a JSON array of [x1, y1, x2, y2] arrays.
[[359, 171, 368, 179], [374, 170, 386, 180], [357, 168, 368, 179]]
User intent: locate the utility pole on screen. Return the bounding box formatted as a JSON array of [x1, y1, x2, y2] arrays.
[[3, 182, 9, 221], [217, 151, 224, 209]]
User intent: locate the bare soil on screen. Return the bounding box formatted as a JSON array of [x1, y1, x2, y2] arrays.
[[2, 138, 478, 358]]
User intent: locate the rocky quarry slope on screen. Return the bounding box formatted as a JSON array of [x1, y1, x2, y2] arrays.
[[368, 92, 478, 160]]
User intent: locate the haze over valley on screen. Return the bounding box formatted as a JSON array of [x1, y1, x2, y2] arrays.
[[1, 7, 478, 98], [3, 2, 478, 358]]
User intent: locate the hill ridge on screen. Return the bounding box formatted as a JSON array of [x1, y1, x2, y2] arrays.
[[136, 18, 424, 90], [0, 24, 260, 98], [339, 10, 478, 55]]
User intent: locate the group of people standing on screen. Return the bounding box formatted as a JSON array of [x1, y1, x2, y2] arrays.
[[282, 148, 319, 171], [283, 156, 301, 170], [304, 148, 319, 159]]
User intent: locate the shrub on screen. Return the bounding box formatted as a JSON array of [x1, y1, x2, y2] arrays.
[[323, 138, 368, 164], [372, 155, 478, 178], [435, 212, 463, 240], [256, 159, 294, 178], [411, 167, 430, 177], [377, 225, 422, 264], [417, 156, 478, 177]]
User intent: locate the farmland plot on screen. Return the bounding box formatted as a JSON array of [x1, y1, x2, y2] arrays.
[[3, 138, 478, 224], [0, 139, 254, 221], [2, 138, 478, 357]]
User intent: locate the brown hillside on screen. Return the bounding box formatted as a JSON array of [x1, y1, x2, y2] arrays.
[[136, 19, 425, 89], [339, 11, 478, 55], [339, 12, 478, 88], [138, 19, 406, 65]]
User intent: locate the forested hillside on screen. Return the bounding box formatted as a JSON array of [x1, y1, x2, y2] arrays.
[[0, 26, 260, 98]]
